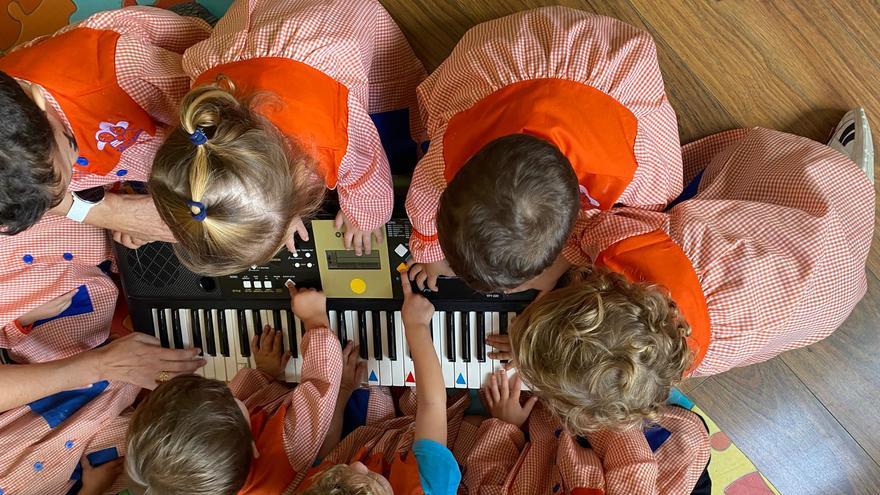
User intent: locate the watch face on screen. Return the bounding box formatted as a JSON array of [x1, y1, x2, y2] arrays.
[[73, 186, 106, 204]]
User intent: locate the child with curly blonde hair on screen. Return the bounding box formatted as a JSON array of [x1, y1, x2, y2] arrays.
[[490, 115, 875, 434]]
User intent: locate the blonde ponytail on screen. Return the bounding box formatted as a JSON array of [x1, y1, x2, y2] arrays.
[[149, 77, 325, 276]]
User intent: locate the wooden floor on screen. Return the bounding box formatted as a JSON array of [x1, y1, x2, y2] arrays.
[[378, 1, 880, 493]]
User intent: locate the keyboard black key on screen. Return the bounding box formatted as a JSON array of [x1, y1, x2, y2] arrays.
[[445, 312, 455, 362], [358, 312, 368, 360], [156, 309, 170, 348], [272, 310, 281, 332], [336, 311, 347, 343], [237, 310, 250, 357], [204, 310, 217, 356], [461, 312, 471, 363], [371, 312, 382, 360], [190, 310, 203, 353], [476, 312, 486, 362], [218, 311, 230, 357], [386, 311, 397, 361], [171, 309, 184, 349], [500, 314, 508, 335]]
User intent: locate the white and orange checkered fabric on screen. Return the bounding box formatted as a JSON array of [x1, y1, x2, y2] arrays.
[[228, 327, 343, 492], [462, 404, 710, 494], [183, 0, 427, 232], [406, 7, 683, 263], [575, 128, 875, 375]]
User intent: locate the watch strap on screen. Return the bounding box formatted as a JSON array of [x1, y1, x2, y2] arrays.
[[66, 194, 96, 223]]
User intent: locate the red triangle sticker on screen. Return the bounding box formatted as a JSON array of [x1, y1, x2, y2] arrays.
[[405, 372, 416, 383]]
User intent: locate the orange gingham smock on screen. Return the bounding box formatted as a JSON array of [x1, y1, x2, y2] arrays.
[[0, 7, 210, 361], [405, 6, 683, 264], [182, 0, 427, 232], [462, 404, 710, 495], [576, 128, 875, 376]]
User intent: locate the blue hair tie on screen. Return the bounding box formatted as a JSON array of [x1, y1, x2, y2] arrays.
[[186, 200, 207, 222], [189, 128, 208, 146]]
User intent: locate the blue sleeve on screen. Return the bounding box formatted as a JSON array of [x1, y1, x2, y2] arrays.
[[412, 439, 461, 495]]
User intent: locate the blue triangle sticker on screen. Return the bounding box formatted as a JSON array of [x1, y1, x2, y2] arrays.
[[369, 371, 378, 382], [456, 373, 466, 385]]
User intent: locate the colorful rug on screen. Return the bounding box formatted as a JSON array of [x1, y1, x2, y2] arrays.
[[5, 3, 781, 493]]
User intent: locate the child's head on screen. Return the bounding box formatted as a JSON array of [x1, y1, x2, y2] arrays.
[[149, 79, 325, 276], [509, 267, 693, 433], [126, 374, 253, 495], [0, 71, 77, 234], [301, 463, 393, 495], [437, 134, 580, 293]]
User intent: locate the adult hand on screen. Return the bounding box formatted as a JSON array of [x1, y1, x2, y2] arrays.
[[112, 231, 149, 250], [90, 333, 205, 389], [340, 340, 367, 394], [406, 258, 455, 292], [284, 216, 310, 255], [252, 325, 290, 379], [334, 210, 384, 256], [484, 369, 538, 429], [400, 270, 435, 332], [17, 287, 78, 327], [287, 280, 329, 330], [98, 194, 176, 244]]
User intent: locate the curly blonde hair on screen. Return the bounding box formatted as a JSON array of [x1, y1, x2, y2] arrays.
[[509, 266, 693, 433], [149, 77, 325, 276], [300, 464, 389, 495]]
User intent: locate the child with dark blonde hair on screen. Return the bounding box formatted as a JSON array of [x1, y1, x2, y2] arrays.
[[150, 0, 426, 276], [406, 7, 684, 294], [490, 115, 875, 434], [125, 283, 349, 494]]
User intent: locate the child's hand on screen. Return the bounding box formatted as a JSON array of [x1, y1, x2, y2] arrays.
[[287, 281, 329, 330], [79, 456, 124, 495], [334, 210, 384, 256], [484, 369, 538, 429], [400, 271, 435, 331], [252, 325, 291, 379], [340, 340, 367, 396], [284, 216, 309, 256], [407, 259, 455, 292], [486, 333, 513, 363], [17, 288, 78, 327]]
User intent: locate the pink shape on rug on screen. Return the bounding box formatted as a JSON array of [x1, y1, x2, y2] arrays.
[[710, 431, 732, 451], [724, 471, 774, 495]]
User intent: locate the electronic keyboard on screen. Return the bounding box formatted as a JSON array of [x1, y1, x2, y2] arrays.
[[115, 215, 537, 390]]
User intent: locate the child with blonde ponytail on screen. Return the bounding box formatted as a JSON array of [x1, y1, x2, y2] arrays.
[[150, 0, 426, 276]]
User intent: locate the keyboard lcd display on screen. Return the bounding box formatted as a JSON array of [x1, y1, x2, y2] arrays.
[[326, 250, 381, 270]]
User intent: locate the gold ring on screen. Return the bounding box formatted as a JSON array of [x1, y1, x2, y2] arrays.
[[157, 371, 170, 383]]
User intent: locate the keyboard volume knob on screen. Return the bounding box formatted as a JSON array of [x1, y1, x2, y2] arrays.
[[199, 277, 217, 292]]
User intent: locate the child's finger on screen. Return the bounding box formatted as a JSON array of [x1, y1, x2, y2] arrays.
[[522, 395, 539, 417], [251, 332, 261, 352], [415, 270, 428, 291], [349, 346, 361, 365], [342, 340, 354, 357], [363, 232, 372, 255], [344, 229, 355, 251], [511, 373, 522, 403], [373, 227, 384, 243], [357, 361, 368, 382], [282, 351, 292, 368], [260, 325, 274, 349], [273, 329, 283, 353], [400, 269, 413, 296], [334, 211, 345, 231], [427, 272, 439, 292], [295, 221, 310, 242], [488, 373, 501, 404], [499, 369, 510, 401]]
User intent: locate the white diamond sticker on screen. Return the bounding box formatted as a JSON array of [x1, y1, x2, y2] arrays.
[[394, 244, 408, 257]]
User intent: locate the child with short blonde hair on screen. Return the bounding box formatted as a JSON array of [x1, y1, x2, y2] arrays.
[[492, 116, 875, 434], [150, 0, 426, 276]]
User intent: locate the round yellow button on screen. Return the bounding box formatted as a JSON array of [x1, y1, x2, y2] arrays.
[[350, 278, 367, 294]]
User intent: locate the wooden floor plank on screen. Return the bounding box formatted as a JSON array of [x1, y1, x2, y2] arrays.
[[781, 271, 880, 464], [687, 358, 880, 494]]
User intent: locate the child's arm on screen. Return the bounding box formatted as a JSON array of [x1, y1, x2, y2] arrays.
[[585, 427, 660, 495], [462, 369, 538, 490], [400, 273, 446, 444], [316, 341, 366, 460], [335, 154, 394, 256]]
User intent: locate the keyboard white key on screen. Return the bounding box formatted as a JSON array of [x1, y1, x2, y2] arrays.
[[294, 315, 304, 379], [399, 311, 416, 386], [196, 310, 214, 379], [178, 310, 200, 377], [149, 308, 160, 339], [244, 310, 258, 368], [208, 310, 227, 381], [479, 312, 496, 382], [228, 310, 248, 372], [453, 312, 467, 389], [439, 312, 455, 387], [365, 311, 381, 386], [378, 311, 393, 386], [390, 311, 405, 386], [466, 312, 481, 387], [280, 309, 298, 383]]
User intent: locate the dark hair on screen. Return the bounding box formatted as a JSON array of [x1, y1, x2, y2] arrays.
[[437, 133, 580, 292], [126, 374, 254, 494], [0, 70, 60, 235]]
